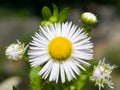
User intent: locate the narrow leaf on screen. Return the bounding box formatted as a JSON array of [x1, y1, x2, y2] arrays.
[[29, 67, 41, 90], [58, 7, 70, 22], [53, 4, 58, 16], [42, 6, 52, 20]]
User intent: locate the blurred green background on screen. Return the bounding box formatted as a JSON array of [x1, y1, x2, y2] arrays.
[[0, 0, 120, 90]]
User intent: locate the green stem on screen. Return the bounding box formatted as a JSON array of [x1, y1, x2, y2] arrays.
[[22, 56, 29, 61], [82, 27, 92, 37]]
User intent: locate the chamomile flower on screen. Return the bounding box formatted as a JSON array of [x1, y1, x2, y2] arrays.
[[92, 58, 117, 90], [5, 40, 27, 61], [28, 22, 93, 83]]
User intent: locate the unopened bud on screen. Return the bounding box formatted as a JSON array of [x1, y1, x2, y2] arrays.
[[49, 16, 58, 23], [5, 40, 27, 61], [41, 20, 52, 26], [81, 12, 97, 25]]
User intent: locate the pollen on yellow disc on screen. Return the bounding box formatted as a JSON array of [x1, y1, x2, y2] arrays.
[[48, 36, 72, 61]]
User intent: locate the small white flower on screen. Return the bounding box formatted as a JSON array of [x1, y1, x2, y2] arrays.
[[5, 40, 27, 61], [81, 12, 97, 25], [92, 58, 117, 90], [28, 22, 93, 83]]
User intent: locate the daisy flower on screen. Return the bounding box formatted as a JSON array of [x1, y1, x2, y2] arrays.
[[28, 22, 93, 83], [92, 58, 117, 90], [5, 40, 27, 61]]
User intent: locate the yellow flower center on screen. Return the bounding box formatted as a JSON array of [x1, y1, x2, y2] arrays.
[[48, 36, 72, 61]]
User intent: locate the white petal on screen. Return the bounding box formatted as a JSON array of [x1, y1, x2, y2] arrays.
[[70, 29, 84, 42], [62, 61, 73, 81], [69, 60, 81, 74], [28, 50, 47, 57], [55, 23, 61, 36], [62, 22, 72, 37], [67, 61, 76, 79], [32, 36, 48, 46], [38, 60, 53, 76], [29, 46, 47, 51], [30, 55, 49, 67], [73, 38, 91, 48], [73, 51, 93, 60], [49, 24, 57, 37], [30, 40, 48, 48], [60, 64, 65, 83], [42, 62, 53, 79], [49, 62, 59, 83], [42, 26, 55, 39], [35, 32, 49, 42], [67, 24, 77, 38], [74, 57, 90, 66], [74, 43, 93, 50], [61, 22, 67, 37]]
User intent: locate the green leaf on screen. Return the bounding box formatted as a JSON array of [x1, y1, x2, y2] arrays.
[[29, 67, 41, 90], [13, 86, 19, 90], [53, 4, 58, 16], [76, 75, 87, 90], [42, 6, 52, 20], [58, 7, 70, 22], [68, 74, 88, 90]]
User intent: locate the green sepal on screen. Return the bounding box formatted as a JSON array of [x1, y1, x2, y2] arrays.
[[29, 67, 41, 90], [42, 6, 52, 20], [58, 7, 70, 22], [13, 86, 19, 90]]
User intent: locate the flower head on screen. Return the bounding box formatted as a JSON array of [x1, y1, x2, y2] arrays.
[[92, 58, 117, 90], [5, 40, 27, 61], [28, 22, 93, 83], [81, 12, 97, 25]]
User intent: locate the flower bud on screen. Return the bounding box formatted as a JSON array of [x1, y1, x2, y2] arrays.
[[41, 20, 52, 26], [92, 58, 117, 90], [81, 12, 97, 25], [5, 40, 27, 61], [49, 16, 58, 23]]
